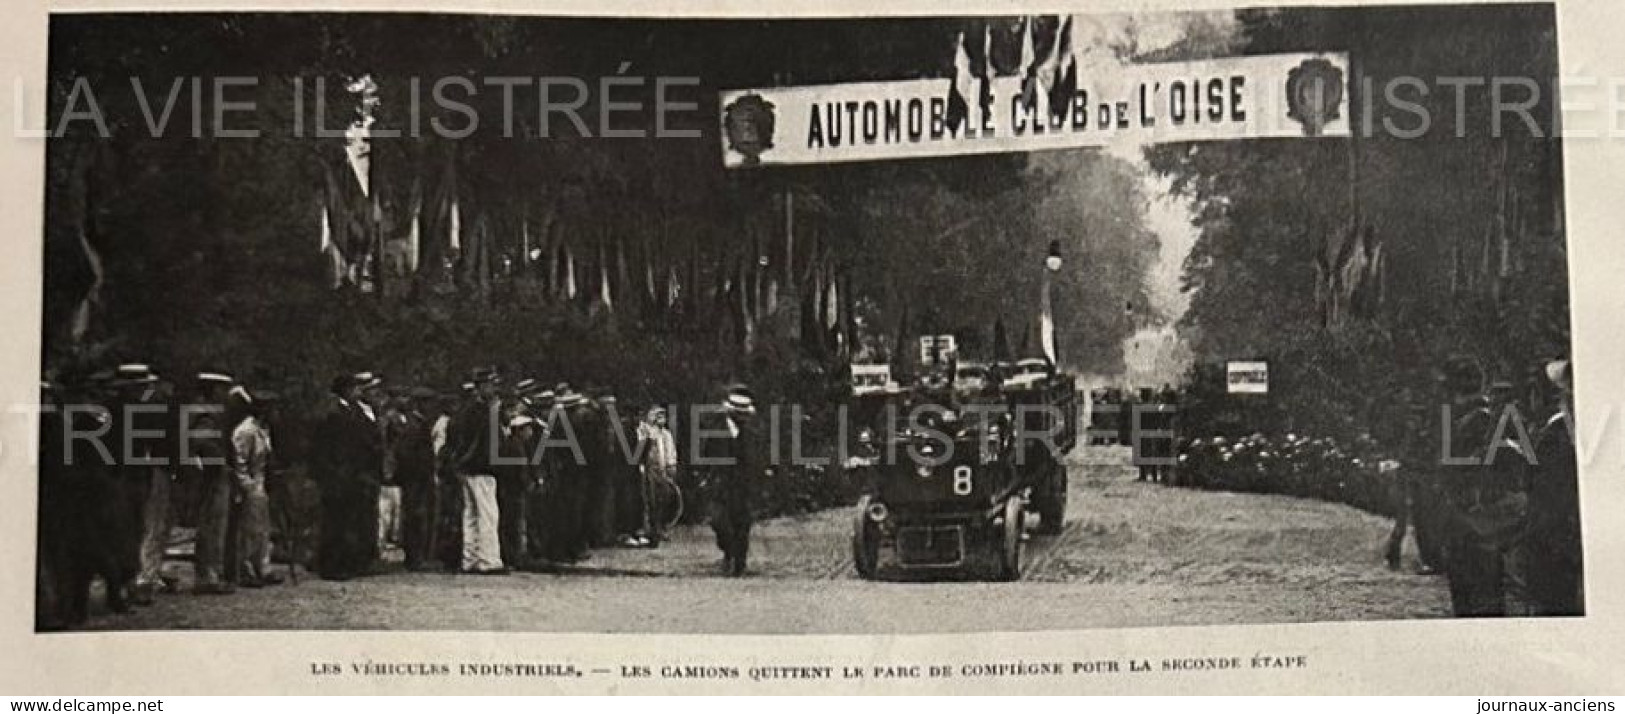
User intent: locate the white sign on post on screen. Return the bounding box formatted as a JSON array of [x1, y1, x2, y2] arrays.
[[1227, 361, 1270, 394], [919, 335, 957, 365]]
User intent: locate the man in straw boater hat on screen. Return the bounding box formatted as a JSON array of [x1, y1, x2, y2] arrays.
[[446, 367, 510, 574], [312, 371, 386, 581], [188, 369, 240, 594], [707, 384, 766, 577], [103, 363, 174, 605], [534, 387, 594, 566]]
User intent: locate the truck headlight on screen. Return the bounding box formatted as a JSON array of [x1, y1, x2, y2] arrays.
[[866, 502, 889, 522]]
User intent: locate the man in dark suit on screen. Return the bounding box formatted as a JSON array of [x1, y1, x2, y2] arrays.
[[38, 376, 132, 628], [395, 387, 440, 571], [313, 372, 385, 581], [708, 385, 765, 577], [536, 390, 595, 565], [51, 372, 137, 623], [1522, 359, 1583, 615], [1435, 357, 1525, 617]]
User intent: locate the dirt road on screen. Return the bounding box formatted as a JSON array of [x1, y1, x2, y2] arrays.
[[83, 447, 1450, 633]]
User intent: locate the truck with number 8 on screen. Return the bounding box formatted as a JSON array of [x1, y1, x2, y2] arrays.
[[850, 366, 1077, 581]]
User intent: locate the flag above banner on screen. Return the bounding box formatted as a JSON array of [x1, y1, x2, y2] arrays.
[[720, 51, 1351, 168]]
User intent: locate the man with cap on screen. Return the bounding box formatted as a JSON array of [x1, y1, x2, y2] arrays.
[[635, 405, 678, 547], [231, 387, 282, 587], [312, 372, 385, 581], [187, 370, 239, 594], [707, 385, 766, 576], [395, 387, 441, 571], [445, 367, 508, 574]]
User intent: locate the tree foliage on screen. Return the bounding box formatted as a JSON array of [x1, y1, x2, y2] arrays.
[[43, 14, 1162, 434], [1146, 5, 1569, 440]]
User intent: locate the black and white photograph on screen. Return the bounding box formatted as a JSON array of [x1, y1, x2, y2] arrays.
[[32, 3, 1581, 636]]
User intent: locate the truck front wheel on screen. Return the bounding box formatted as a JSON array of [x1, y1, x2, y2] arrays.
[[853, 496, 880, 579], [994, 496, 1025, 581]]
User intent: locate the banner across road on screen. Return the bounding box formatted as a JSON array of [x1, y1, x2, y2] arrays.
[[720, 52, 1351, 168]]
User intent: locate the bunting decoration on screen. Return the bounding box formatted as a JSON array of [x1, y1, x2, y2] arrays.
[[1017, 17, 1041, 114], [1048, 16, 1077, 124], [945, 32, 976, 134], [1314, 222, 1385, 328]]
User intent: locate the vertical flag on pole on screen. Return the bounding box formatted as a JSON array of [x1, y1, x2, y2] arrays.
[[449, 199, 462, 252], [599, 245, 614, 311], [824, 271, 839, 332], [407, 199, 422, 274], [1040, 287, 1057, 365], [565, 245, 578, 300], [521, 217, 531, 266]]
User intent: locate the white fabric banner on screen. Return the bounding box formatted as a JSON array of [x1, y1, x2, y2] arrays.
[[720, 52, 1351, 168]]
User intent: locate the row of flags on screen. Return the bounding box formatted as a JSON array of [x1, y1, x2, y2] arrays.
[[946, 16, 1080, 134], [318, 149, 852, 356]]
